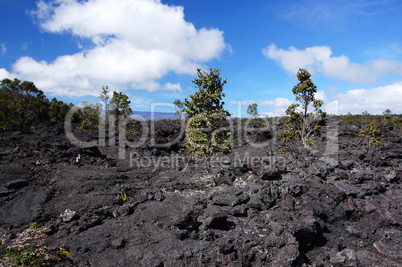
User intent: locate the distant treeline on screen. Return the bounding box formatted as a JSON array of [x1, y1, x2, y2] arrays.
[[0, 78, 134, 131], [0, 78, 80, 129], [340, 112, 402, 128]]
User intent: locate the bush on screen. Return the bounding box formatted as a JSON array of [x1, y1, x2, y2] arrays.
[[359, 122, 382, 148], [77, 102, 101, 131]]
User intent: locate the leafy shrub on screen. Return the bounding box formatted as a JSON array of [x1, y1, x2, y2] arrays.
[[359, 122, 382, 148], [77, 102, 101, 131]]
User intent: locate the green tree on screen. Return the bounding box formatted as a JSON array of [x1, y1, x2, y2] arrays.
[[99, 86, 110, 118], [280, 68, 326, 153], [383, 109, 392, 115], [174, 67, 232, 167], [49, 97, 70, 122], [0, 78, 50, 128], [77, 102, 100, 131], [109, 91, 133, 119], [383, 109, 393, 125], [247, 103, 259, 119]]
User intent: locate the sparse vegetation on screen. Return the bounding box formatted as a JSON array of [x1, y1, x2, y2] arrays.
[[1, 62, 402, 266]]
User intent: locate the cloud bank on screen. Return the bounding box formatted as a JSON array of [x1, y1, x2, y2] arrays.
[[3, 0, 226, 97], [263, 44, 402, 84], [325, 81, 402, 114]]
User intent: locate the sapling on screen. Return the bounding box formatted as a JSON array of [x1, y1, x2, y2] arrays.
[[280, 68, 326, 154], [174, 67, 232, 169]]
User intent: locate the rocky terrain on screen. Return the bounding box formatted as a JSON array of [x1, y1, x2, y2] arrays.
[[0, 118, 401, 266]]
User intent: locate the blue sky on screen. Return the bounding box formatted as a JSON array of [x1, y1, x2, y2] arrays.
[[1, 0, 402, 116]]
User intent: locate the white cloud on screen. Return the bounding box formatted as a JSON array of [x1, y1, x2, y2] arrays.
[[259, 97, 292, 109], [0, 68, 11, 79], [126, 94, 152, 110], [1, 43, 6, 55], [9, 0, 226, 97], [131, 81, 182, 92], [263, 44, 402, 84], [315, 90, 326, 102], [323, 81, 402, 114]]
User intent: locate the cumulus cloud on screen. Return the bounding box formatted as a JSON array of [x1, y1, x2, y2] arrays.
[[9, 0, 226, 96], [322, 81, 402, 114], [263, 44, 402, 84], [315, 91, 327, 103], [0, 68, 11, 79]]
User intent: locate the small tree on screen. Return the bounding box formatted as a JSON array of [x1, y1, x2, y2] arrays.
[[280, 68, 326, 153], [109, 91, 133, 119], [382, 109, 393, 125], [174, 67, 232, 167], [99, 86, 110, 118], [247, 103, 259, 119]]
